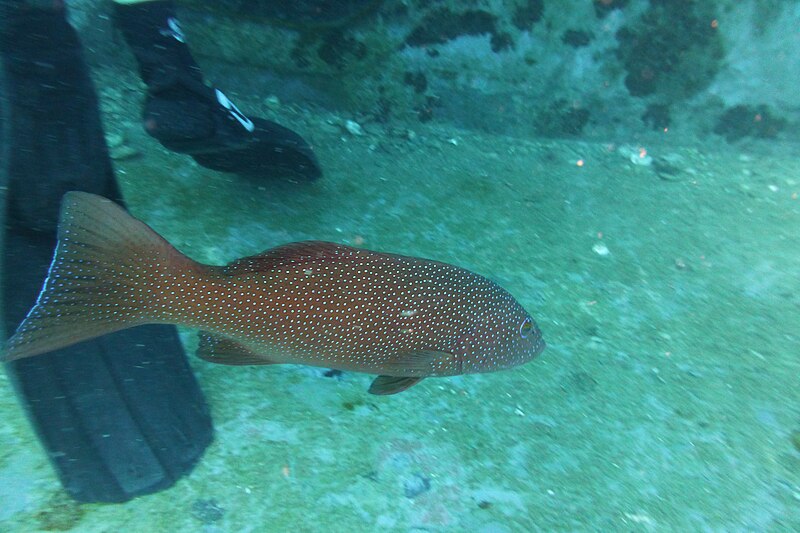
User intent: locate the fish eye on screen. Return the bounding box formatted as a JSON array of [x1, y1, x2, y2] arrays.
[[519, 317, 533, 338]]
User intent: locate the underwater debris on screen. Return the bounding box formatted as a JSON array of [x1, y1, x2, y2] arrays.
[[35, 493, 85, 531], [674, 258, 690, 271], [404, 473, 432, 498], [617, 145, 653, 166], [105, 131, 140, 161], [653, 157, 682, 181], [592, 242, 611, 256], [191, 498, 225, 524], [345, 119, 365, 136], [569, 370, 599, 393], [264, 95, 281, 110]]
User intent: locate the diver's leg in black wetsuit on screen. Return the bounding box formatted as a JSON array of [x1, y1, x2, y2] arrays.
[[0, 1, 212, 503], [112, 0, 322, 180]]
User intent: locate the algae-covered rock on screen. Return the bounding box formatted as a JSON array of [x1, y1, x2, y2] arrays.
[[534, 99, 591, 137], [616, 0, 723, 101], [180, 0, 384, 29], [63, 0, 797, 140], [713, 104, 786, 141]]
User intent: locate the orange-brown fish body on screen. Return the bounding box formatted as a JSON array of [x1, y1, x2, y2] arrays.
[[4, 193, 545, 394]]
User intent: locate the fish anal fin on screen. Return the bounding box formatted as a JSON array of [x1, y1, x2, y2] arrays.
[[369, 376, 425, 395], [196, 332, 278, 366]]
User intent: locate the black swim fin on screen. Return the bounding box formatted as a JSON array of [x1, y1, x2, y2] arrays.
[[114, 0, 322, 181], [0, 4, 213, 502]]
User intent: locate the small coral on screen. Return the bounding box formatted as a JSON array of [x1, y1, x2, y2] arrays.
[[512, 0, 544, 31], [562, 29, 593, 48], [713, 105, 786, 142]]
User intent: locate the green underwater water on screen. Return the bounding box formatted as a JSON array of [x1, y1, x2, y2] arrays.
[[2, 70, 800, 532]]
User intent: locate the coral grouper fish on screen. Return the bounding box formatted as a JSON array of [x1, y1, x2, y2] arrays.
[[3, 192, 545, 395]]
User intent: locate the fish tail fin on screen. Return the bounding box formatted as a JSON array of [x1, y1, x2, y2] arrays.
[[4, 192, 194, 361]]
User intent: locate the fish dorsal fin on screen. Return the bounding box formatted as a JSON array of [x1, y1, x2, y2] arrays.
[[224, 241, 363, 275], [196, 332, 279, 366], [369, 376, 425, 395]]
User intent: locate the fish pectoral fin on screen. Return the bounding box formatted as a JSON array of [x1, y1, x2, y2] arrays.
[[380, 350, 456, 374], [368, 376, 425, 395], [196, 332, 278, 366]]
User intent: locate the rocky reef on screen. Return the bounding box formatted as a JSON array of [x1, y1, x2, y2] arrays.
[[67, 0, 798, 142]]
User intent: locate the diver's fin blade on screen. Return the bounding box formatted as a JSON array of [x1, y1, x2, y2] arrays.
[[368, 376, 425, 395], [1, 6, 212, 503], [192, 117, 323, 181], [197, 331, 278, 365]]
